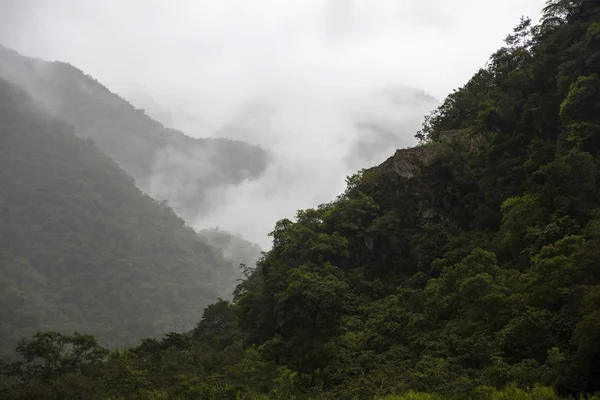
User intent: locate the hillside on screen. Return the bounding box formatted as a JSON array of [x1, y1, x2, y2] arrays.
[[226, 2, 600, 397], [0, 45, 270, 220], [198, 227, 263, 272], [2, 1, 600, 399], [0, 77, 239, 351]]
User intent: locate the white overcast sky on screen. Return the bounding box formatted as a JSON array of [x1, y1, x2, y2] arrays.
[[0, 0, 548, 247], [0, 0, 545, 122]]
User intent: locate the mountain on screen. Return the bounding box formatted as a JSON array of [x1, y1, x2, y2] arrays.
[[3, 1, 600, 399], [226, 2, 600, 397], [0, 45, 270, 221], [198, 227, 263, 271], [0, 77, 240, 351], [121, 89, 175, 129]]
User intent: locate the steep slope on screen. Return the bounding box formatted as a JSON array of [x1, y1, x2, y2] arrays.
[[0, 45, 270, 220], [229, 2, 600, 397], [0, 77, 239, 351]]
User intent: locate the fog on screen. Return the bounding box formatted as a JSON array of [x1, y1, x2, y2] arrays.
[[0, 0, 546, 248]]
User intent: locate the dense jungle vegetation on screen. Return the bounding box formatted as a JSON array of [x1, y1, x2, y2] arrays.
[[2, 0, 600, 398]]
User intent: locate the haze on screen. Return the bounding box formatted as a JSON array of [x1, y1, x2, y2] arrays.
[[0, 0, 546, 248]]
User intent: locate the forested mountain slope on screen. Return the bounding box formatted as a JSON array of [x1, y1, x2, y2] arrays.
[[2, 0, 600, 399], [0, 77, 239, 351], [226, 1, 600, 396], [0, 45, 270, 220]]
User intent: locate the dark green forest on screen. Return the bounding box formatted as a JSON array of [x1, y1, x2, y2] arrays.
[[0, 44, 270, 220], [0, 78, 241, 351], [3, 0, 600, 398]]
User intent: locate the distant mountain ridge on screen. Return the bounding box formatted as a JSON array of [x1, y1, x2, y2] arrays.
[[0, 44, 270, 221], [121, 89, 176, 129], [0, 76, 241, 350]]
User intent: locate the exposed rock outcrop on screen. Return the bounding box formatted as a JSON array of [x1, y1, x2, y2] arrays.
[[377, 144, 436, 179]]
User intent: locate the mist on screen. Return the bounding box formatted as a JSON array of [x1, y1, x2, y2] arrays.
[[0, 0, 546, 248]]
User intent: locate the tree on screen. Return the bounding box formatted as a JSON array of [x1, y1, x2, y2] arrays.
[[15, 332, 108, 379], [194, 298, 238, 350]]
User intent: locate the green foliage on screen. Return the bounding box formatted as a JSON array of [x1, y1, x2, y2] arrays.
[[15, 332, 108, 379], [193, 299, 238, 350], [224, 0, 600, 397], [377, 384, 568, 399]]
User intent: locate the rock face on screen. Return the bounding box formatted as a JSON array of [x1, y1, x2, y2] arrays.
[[375, 144, 444, 225], [375, 130, 483, 226], [378, 145, 436, 179]]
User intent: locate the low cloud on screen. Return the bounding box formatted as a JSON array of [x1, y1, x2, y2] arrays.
[[0, 0, 546, 248]]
